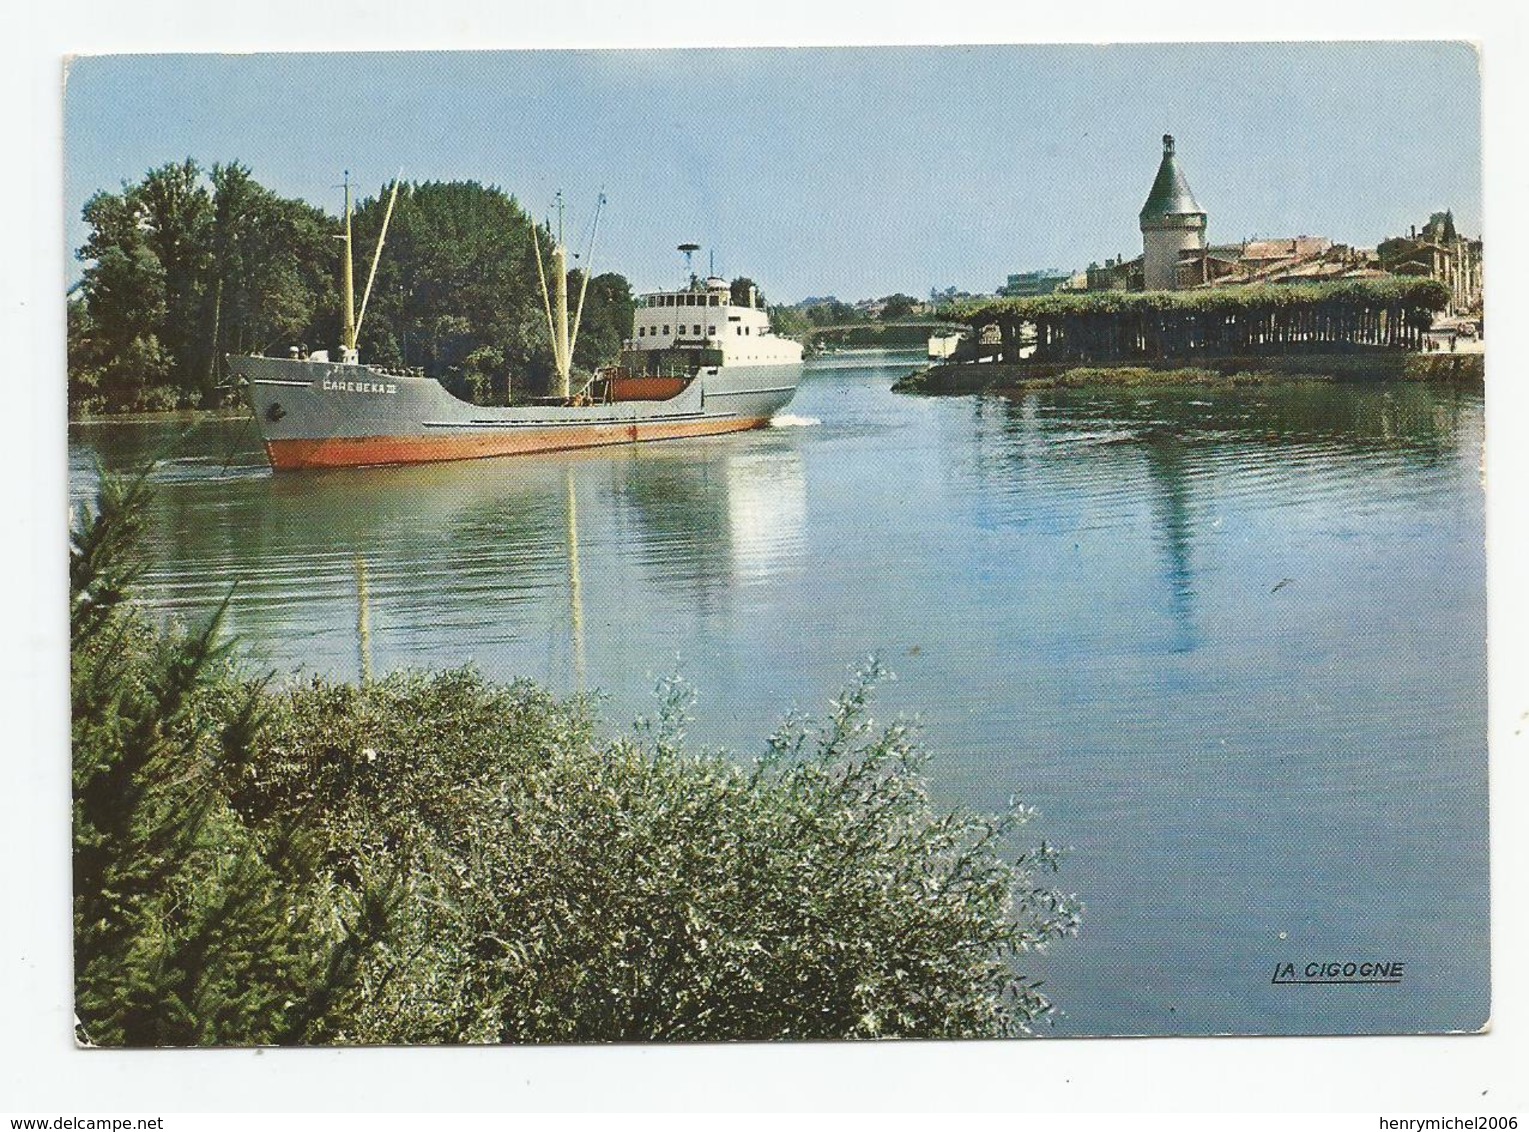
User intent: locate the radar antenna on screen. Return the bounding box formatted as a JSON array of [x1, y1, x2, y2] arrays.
[[678, 242, 701, 285]]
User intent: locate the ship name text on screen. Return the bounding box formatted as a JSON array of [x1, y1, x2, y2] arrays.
[[323, 379, 398, 394]]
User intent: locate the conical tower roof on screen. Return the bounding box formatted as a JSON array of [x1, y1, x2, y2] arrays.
[[1139, 135, 1204, 226]]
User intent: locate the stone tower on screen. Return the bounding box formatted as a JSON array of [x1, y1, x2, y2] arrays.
[[1139, 134, 1207, 291]]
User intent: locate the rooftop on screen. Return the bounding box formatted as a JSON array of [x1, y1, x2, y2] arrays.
[[1139, 134, 1205, 224]]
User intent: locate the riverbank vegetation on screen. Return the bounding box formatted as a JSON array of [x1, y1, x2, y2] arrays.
[[68, 162, 635, 414], [941, 278, 1453, 366], [894, 348, 1484, 397], [895, 365, 1267, 396], [72, 469, 1080, 1045]]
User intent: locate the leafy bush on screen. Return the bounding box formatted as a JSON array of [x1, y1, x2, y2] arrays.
[[231, 665, 1080, 1042], [128, 382, 188, 413], [74, 469, 1078, 1044]]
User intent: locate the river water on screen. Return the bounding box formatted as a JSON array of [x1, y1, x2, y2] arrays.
[[68, 350, 1488, 1038]]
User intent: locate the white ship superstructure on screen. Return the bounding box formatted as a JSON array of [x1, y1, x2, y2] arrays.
[[626, 275, 804, 372]]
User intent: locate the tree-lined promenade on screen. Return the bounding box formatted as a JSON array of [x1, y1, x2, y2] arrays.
[[945, 278, 1454, 366], [68, 160, 635, 413]]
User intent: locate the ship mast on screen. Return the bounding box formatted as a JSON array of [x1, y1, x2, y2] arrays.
[[535, 191, 604, 402], [357, 175, 402, 347], [552, 193, 571, 399], [337, 171, 401, 365], [341, 172, 357, 362], [569, 191, 606, 366]]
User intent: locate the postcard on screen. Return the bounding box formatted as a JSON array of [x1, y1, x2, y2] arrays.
[[58, 41, 1489, 1058]]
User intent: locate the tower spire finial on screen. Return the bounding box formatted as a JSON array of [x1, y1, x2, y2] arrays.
[[1163, 134, 1175, 155]]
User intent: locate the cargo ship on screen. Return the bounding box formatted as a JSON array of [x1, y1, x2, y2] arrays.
[[230, 183, 803, 470]]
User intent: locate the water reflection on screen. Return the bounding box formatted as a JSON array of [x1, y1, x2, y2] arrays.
[[355, 555, 373, 683], [69, 423, 811, 685], [566, 466, 585, 690], [1139, 429, 1198, 653], [725, 450, 807, 584], [614, 452, 734, 611], [960, 381, 1484, 660]]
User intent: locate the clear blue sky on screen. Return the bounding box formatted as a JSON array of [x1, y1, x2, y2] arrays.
[[63, 43, 1480, 301]]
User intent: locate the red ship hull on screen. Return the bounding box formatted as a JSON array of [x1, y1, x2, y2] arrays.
[[264, 414, 772, 470]]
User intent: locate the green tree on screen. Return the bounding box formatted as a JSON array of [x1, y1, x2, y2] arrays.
[[71, 468, 390, 1046], [351, 180, 556, 402], [570, 269, 634, 372], [72, 160, 338, 410], [66, 296, 106, 412], [767, 303, 812, 340], [134, 160, 214, 392], [205, 163, 336, 381], [202, 163, 254, 394], [74, 188, 176, 410], [880, 293, 918, 321], [71, 166, 641, 411], [948, 278, 1454, 363], [730, 275, 764, 308], [806, 299, 858, 326]]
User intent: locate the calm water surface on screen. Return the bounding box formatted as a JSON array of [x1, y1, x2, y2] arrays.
[[69, 351, 1488, 1037]]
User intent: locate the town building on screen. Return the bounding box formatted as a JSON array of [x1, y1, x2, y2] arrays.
[[997, 270, 1072, 297], [1377, 211, 1483, 314], [1085, 255, 1135, 291]]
